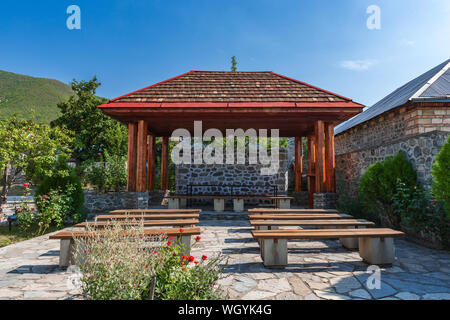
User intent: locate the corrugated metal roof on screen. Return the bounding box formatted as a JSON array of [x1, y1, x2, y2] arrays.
[[335, 59, 450, 135]]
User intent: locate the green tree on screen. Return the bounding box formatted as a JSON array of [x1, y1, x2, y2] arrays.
[[231, 56, 237, 71], [51, 77, 128, 163], [0, 116, 73, 207], [432, 136, 450, 217]]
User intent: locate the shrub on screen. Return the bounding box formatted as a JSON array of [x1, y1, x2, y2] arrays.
[[36, 158, 86, 224], [431, 135, 450, 217], [85, 150, 127, 192], [358, 153, 418, 228], [74, 221, 225, 300], [392, 180, 449, 248]]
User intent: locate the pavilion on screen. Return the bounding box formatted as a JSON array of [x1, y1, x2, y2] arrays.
[[98, 70, 364, 207]]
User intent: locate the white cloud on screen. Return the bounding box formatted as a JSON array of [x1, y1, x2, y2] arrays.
[[399, 38, 416, 47], [339, 59, 377, 71]]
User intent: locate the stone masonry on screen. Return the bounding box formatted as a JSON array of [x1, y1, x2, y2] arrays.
[[335, 104, 450, 194], [175, 148, 289, 199]]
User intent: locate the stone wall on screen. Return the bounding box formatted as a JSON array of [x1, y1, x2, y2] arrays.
[[336, 130, 450, 194], [83, 191, 149, 213], [175, 148, 289, 196]]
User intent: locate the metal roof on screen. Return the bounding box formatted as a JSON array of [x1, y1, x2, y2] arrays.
[[335, 59, 450, 135]]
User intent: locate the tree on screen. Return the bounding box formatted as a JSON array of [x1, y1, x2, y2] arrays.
[[51, 77, 128, 163], [231, 56, 237, 71], [0, 116, 73, 208], [432, 136, 450, 217]]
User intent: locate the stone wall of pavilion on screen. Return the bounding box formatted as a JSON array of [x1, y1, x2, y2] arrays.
[[335, 103, 450, 195], [175, 148, 289, 203]]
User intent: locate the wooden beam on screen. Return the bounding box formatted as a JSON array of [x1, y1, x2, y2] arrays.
[[307, 135, 315, 208], [127, 122, 138, 191], [161, 136, 169, 191], [136, 120, 148, 192], [294, 137, 303, 192], [147, 134, 156, 191], [325, 123, 336, 193], [314, 120, 326, 193]]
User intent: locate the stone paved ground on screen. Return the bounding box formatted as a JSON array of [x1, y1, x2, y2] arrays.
[[0, 218, 449, 300]]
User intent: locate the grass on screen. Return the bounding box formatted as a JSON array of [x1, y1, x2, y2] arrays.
[[0, 224, 61, 248]]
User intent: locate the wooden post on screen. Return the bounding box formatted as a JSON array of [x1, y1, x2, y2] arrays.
[[147, 134, 156, 191], [136, 120, 148, 192], [294, 137, 303, 192], [161, 136, 169, 191], [307, 135, 315, 208], [314, 120, 326, 193], [127, 122, 138, 191], [325, 123, 336, 193]]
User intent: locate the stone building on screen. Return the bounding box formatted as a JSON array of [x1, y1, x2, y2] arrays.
[[334, 59, 450, 194]]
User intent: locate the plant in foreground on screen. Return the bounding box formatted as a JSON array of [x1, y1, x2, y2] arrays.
[[73, 221, 226, 300]]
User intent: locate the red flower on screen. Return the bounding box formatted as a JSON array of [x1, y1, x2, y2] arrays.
[[188, 256, 195, 262], [201, 255, 207, 261], [23, 183, 29, 187], [181, 255, 188, 260], [194, 261, 199, 264], [195, 236, 201, 242], [168, 236, 175, 240], [167, 241, 172, 246], [145, 264, 149, 269], [179, 228, 184, 233], [98, 152, 102, 156]]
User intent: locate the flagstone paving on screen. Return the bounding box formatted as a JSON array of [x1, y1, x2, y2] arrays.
[[0, 218, 449, 300]]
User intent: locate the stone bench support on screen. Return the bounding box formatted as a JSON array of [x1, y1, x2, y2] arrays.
[[261, 238, 288, 268], [168, 198, 180, 209], [276, 199, 291, 209], [233, 199, 244, 212], [214, 198, 225, 212], [358, 237, 395, 265], [339, 226, 366, 250]]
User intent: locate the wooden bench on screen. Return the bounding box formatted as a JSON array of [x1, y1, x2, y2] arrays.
[[167, 194, 294, 211], [250, 218, 375, 249], [75, 219, 199, 229], [248, 208, 339, 214], [248, 213, 353, 220], [49, 227, 201, 268], [251, 228, 404, 267], [109, 209, 201, 214], [95, 213, 199, 221]]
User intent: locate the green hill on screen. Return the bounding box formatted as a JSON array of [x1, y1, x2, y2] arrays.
[[0, 70, 73, 123]]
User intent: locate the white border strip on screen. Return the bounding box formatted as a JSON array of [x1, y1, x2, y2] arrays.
[[411, 61, 450, 100]]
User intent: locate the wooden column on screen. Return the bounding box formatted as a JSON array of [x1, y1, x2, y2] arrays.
[[307, 135, 315, 208], [147, 134, 156, 191], [314, 120, 326, 193], [136, 120, 148, 192], [294, 137, 303, 192], [127, 122, 138, 191], [325, 123, 336, 193], [160, 136, 169, 191]]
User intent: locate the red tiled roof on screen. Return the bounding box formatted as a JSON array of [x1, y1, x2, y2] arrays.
[[107, 70, 354, 104]]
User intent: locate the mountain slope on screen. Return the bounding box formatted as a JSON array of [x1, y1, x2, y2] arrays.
[[0, 70, 73, 123]]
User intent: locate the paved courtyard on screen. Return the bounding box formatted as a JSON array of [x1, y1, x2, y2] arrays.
[[0, 218, 449, 300]]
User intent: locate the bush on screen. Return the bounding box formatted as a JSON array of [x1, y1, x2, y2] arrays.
[[392, 180, 449, 248], [85, 150, 127, 192], [36, 158, 86, 224], [74, 221, 225, 300], [432, 136, 450, 217], [358, 153, 418, 228]]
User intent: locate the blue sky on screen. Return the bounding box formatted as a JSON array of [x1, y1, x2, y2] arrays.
[[0, 0, 449, 107]]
